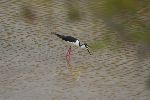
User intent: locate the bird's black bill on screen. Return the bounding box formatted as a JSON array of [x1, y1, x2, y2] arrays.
[[87, 49, 92, 55]]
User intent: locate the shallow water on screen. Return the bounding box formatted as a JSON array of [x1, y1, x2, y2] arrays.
[[0, 0, 150, 100]]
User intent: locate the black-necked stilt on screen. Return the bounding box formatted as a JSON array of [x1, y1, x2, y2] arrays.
[[52, 32, 91, 64], [52, 32, 91, 54]]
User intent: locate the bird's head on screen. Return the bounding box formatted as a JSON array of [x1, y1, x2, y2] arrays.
[[81, 43, 91, 55], [83, 43, 88, 48]]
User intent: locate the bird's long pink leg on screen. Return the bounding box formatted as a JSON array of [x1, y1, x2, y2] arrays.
[[66, 46, 72, 64]]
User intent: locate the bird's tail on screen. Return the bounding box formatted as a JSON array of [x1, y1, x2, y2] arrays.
[[51, 32, 64, 39]]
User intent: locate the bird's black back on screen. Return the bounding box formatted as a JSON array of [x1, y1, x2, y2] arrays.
[[62, 36, 77, 42], [52, 32, 78, 42]]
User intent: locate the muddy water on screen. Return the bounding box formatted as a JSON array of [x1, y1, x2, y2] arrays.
[[0, 0, 150, 100]]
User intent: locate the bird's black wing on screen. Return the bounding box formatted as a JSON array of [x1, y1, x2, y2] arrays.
[[52, 32, 78, 42], [62, 36, 77, 42]]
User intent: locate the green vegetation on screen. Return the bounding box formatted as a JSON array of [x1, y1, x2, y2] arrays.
[[90, 0, 150, 45], [90, 40, 108, 51], [67, 0, 150, 46]]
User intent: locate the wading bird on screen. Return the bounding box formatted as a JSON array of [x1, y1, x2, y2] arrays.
[[52, 32, 91, 63]]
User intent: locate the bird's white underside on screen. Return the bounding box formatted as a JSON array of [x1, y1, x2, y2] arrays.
[[67, 40, 86, 48], [68, 40, 79, 46]]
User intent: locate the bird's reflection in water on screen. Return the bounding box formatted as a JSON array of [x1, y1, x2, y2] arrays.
[[57, 63, 85, 81]]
